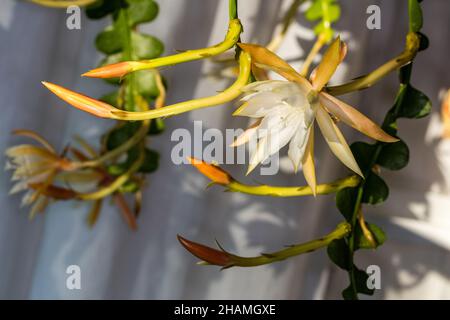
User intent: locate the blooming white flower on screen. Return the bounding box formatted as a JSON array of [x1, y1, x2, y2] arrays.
[[235, 80, 315, 174], [235, 39, 398, 194]]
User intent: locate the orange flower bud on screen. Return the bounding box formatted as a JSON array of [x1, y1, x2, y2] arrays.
[[82, 61, 141, 79], [42, 82, 117, 118], [187, 157, 232, 185]]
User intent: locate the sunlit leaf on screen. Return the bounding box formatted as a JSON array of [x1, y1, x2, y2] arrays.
[[355, 222, 386, 249], [131, 32, 164, 59]]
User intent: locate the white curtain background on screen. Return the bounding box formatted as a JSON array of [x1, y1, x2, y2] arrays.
[[0, 0, 449, 299]]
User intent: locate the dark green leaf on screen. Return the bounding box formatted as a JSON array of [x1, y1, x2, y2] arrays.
[[342, 267, 375, 299], [336, 187, 358, 222], [351, 142, 376, 173], [126, 0, 159, 26], [139, 148, 159, 173], [417, 32, 429, 51], [399, 64, 412, 85], [354, 268, 374, 295], [362, 173, 389, 205], [105, 122, 140, 150], [377, 140, 409, 170], [355, 222, 386, 249], [99, 91, 119, 108], [327, 238, 350, 270], [148, 118, 165, 135], [342, 285, 357, 300], [86, 0, 121, 19], [397, 84, 431, 119]]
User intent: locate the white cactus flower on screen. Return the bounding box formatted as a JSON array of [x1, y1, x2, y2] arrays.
[[235, 38, 398, 194]]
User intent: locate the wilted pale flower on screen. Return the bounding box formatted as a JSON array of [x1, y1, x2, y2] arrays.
[[235, 38, 398, 194], [5, 130, 74, 217]]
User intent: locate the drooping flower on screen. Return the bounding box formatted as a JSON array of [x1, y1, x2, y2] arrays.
[[5, 130, 75, 217], [234, 38, 398, 194]]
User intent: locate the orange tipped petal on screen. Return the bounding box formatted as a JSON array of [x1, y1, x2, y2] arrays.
[[319, 92, 398, 143], [301, 126, 317, 196], [238, 43, 312, 91], [177, 235, 232, 267], [82, 61, 141, 79], [42, 82, 117, 118], [311, 37, 343, 91], [187, 157, 232, 185]]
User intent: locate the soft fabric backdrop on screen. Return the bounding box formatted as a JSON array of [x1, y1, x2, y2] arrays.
[[0, 0, 449, 299]]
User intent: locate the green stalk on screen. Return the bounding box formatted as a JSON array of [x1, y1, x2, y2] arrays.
[[229, 0, 238, 20], [224, 223, 351, 267], [227, 175, 360, 197]]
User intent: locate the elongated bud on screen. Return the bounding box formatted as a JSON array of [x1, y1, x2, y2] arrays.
[[187, 157, 232, 185], [177, 235, 232, 267], [42, 82, 117, 118], [82, 61, 142, 79], [28, 184, 77, 200]]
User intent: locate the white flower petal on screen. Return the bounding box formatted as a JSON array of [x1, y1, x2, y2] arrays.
[[247, 136, 270, 174], [231, 120, 261, 147], [4, 161, 14, 171], [240, 90, 282, 104], [241, 80, 288, 93], [257, 107, 294, 137], [316, 106, 363, 176], [288, 120, 310, 171], [266, 121, 299, 156], [247, 112, 302, 174], [10, 181, 28, 194], [20, 191, 35, 207]]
